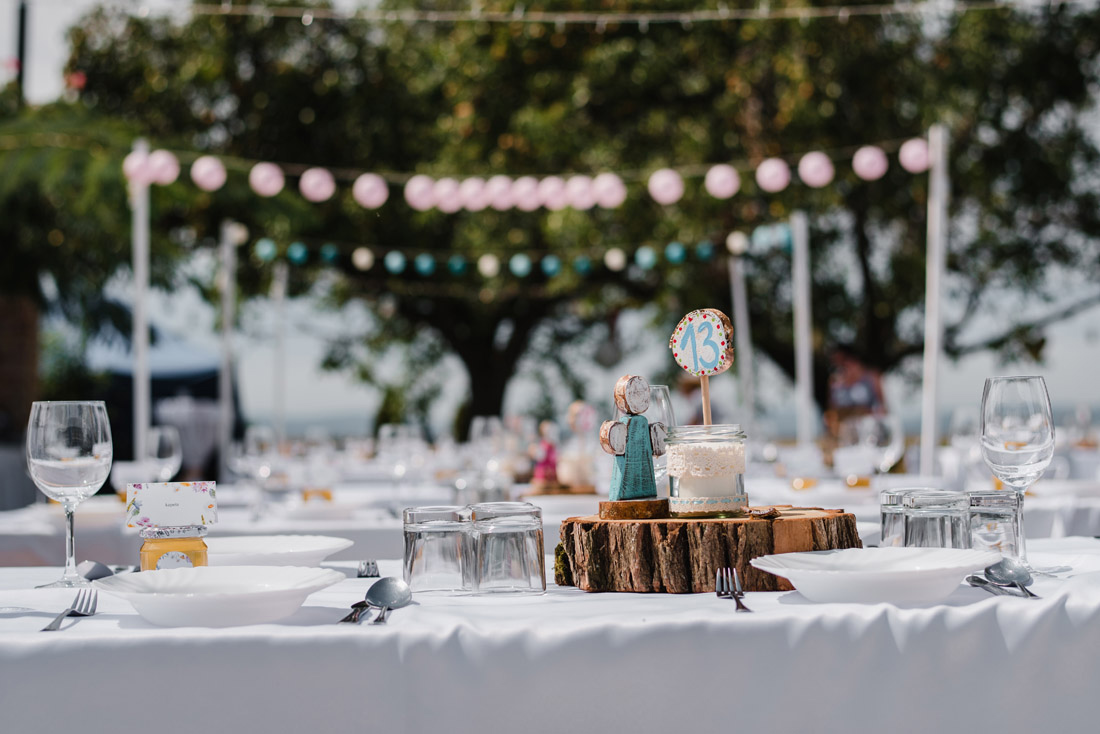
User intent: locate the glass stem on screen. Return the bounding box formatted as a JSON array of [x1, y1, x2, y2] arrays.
[[1014, 490, 1030, 566], [63, 506, 79, 582]]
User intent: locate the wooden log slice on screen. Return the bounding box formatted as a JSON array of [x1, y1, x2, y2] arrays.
[[555, 506, 861, 593], [599, 420, 628, 455], [613, 375, 651, 415], [599, 498, 670, 520]]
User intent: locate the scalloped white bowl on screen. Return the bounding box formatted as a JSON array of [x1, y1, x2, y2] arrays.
[[206, 535, 354, 566], [750, 547, 1001, 604], [94, 566, 345, 627]]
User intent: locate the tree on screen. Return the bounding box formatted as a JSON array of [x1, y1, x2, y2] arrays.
[[52, 1, 1100, 432]]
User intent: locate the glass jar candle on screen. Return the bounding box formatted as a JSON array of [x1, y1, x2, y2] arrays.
[[139, 526, 209, 571], [666, 424, 748, 517]]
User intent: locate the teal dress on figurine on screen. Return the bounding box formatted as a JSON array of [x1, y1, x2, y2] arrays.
[[609, 415, 657, 501]]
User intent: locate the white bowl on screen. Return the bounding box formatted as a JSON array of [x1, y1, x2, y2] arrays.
[[750, 547, 1001, 604], [206, 535, 354, 566], [94, 566, 345, 627]]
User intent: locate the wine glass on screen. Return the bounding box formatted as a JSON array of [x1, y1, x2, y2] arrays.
[[980, 376, 1055, 571], [616, 384, 677, 493], [147, 425, 183, 481], [858, 414, 905, 474], [26, 401, 113, 588]]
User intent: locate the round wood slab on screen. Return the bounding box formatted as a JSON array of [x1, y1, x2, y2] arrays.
[[554, 506, 861, 593]]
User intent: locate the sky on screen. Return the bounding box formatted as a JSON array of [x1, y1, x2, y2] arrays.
[[4, 0, 1100, 439]]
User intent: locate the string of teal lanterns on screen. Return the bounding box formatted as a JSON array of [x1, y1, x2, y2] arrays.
[[248, 224, 783, 275]]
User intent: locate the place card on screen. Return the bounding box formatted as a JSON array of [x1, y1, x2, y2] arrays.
[[125, 481, 218, 529]]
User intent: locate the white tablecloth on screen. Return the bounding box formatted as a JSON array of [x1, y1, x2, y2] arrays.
[[2, 538, 1100, 733]]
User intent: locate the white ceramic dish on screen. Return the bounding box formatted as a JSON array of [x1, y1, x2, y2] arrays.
[[94, 565, 344, 627], [750, 547, 1001, 604], [206, 535, 354, 566]]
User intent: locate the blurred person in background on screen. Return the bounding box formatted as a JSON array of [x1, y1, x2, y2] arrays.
[[824, 344, 887, 439]]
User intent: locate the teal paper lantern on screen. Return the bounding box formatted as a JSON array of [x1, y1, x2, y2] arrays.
[[509, 253, 532, 277], [447, 255, 467, 275], [635, 245, 657, 270], [384, 251, 407, 274], [414, 253, 435, 276], [664, 241, 686, 264], [287, 241, 308, 264], [320, 243, 339, 263], [696, 239, 715, 261], [573, 256, 592, 275], [541, 255, 562, 276], [254, 238, 277, 262]]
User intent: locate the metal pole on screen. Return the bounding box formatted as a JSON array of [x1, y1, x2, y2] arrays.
[[728, 256, 755, 435], [218, 221, 238, 481], [920, 124, 950, 475], [130, 139, 151, 463], [791, 211, 815, 447], [15, 1, 27, 108], [271, 261, 289, 448]]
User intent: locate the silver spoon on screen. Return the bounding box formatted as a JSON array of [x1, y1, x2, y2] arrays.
[[984, 558, 1040, 599], [966, 575, 1015, 597], [366, 577, 412, 625]]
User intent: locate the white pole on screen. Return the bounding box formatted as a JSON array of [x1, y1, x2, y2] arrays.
[[920, 124, 950, 475], [130, 139, 151, 463], [218, 221, 238, 480], [728, 256, 755, 435], [271, 261, 289, 448], [791, 211, 815, 447]]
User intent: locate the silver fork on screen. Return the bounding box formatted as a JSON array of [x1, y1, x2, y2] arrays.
[[41, 588, 98, 632], [357, 560, 379, 578], [715, 567, 753, 613]]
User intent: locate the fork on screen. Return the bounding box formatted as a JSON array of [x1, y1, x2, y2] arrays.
[[357, 560, 380, 578], [41, 588, 98, 632], [715, 567, 752, 613]]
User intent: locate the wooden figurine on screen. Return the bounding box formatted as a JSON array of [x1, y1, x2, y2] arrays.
[[529, 420, 560, 489], [600, 375, 668, 502]]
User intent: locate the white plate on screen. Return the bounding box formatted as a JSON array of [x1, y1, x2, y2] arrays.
[[94, 565, 344, 627], [750, 547, 1001, 604], [206, 535, 354, 566]]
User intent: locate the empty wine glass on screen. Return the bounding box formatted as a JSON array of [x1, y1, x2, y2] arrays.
[[26, 401, 113, 588], [147, 425, 183, 481], [859, 414, 905, 474], [615, 384, 676, 494], [980, 376, 1055, 571]]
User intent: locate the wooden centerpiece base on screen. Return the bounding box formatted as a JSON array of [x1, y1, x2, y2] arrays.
[[598, 498, 670, 520], [555, 506, 860, 593]]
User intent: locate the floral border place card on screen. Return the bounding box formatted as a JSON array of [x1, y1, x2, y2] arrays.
[[126, 482, 218, 529]]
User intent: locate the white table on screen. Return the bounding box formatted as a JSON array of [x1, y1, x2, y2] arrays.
[[2, 538, 1100, 733]]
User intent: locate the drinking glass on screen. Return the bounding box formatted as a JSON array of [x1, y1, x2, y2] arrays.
[[616, 384, 676, 494], [902, 490, 970, 549], [147, 425, 183, 482], [403, 506, 473, 593], [26, 401, 113, 588], [980, 376, 1054, 570], [860, 414, 905, 474], [469, 502, 545, 594], [968, 490, 1022, 558]]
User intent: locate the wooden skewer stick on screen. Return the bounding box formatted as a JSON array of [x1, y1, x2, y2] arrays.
[[700, 374, 712, 426]]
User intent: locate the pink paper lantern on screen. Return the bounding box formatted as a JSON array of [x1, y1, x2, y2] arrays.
[[148, 150, 180, 186], [898, 138, 930, 174], [122, 150, 154, 185], [299, 167, 336, 202], [512, 176, 540, 211], [704, 164, 740, 199], [537, 176, 569, 210], [352, 173, 389, 209], [755, 158, 791, 193], [592, 172, 627, 208], [434, 177, 462, 213], [404, 175, 436, 211], [853, 146, 889, 181], [647, 168, 684, 205], [797, 152, 835, 188], [459, 177, 490, 212], [190, 155, 227, 192], [249, 162, 285, 197], [484, 175, 513, 210], [565, 175, 596, 210]]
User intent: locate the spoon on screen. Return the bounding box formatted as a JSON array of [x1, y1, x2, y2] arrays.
[[966, 575, 1015, 597], [338, 599, 373, 624], [984, 559, 1040, 599], [366, 577, 413, 625]]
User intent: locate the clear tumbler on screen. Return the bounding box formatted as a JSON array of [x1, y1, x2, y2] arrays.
[[879, 488, 914, 548], [967, 490, 1022, 560], [402, 505, 472, 593], [470, 502, 545, 594], [902, 490, 970, 549]]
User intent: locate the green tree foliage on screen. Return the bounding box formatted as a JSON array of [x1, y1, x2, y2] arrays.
[[38, 1, 1100, 431]]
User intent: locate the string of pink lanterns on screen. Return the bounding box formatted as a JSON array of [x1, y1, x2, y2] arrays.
[[121, 137, 932, 206]]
